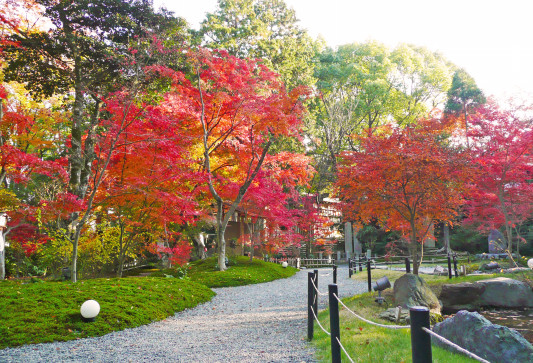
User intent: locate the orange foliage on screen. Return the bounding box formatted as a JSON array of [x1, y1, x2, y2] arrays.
[[337, 119, 474, 271]]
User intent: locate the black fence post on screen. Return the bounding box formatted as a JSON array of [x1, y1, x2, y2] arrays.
[[348, 259, 353, 278], [410, 306, 432, 363], [453, 254, 458, 278], [329, 284, 341, 363], [359, 258, 362, 272], [333, 265, 337, 284], [447, 254, 452, 279], [405, 257, 411, 273], [307, 272, 314, 341], [313, 270, 318, 324], [367, 260, 372, 292]]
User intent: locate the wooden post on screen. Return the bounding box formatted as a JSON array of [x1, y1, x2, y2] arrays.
[[329, 284, 341, 363], [410, 306, 432, 363], [307, 272, 314, 340]]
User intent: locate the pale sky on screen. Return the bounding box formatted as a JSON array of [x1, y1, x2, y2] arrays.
[[154, 0, 533, 102]]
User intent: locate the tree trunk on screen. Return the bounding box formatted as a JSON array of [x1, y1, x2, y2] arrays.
[[216, 201, 227, 270], [498, 188, 513, 253], [117, 224, 125, 278], [443, 222, 451, 254], [0, 231, 5, 280], [67, 49, 85, 283], [410, 220, 419, 275], [0, 250, 4, 280], [70, 224, 82, 282], [217, 225, 227, 269], [194, 234, 206, 259], [411, 247, 419, 275], [464, 104, 470, 149]]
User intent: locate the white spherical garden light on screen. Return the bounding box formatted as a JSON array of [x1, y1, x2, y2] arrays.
[[528, 258, 533, 270], [80, 300, 100, 322], [281, 261, 288, 268]]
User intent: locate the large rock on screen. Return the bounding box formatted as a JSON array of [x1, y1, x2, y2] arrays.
[[393, 273, 441, 314], [439, 283, 486, 312], [439, 277, 533, 311], [433, 310, 533, 363], [433, 265, 449, 276], [378, 307, 410, 324], [488, 229, 506, 253], [476, 277, 533, 308]]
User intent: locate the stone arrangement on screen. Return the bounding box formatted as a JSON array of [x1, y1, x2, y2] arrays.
[[433, 310, 533, 363]]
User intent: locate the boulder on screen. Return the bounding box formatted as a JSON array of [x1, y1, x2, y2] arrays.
[[393, 273, 441, 314], [488, 229, 507, 253], [433, 310, 533, 363], [438, 277, 533, 311], [439, 283, 485, 312], [378, 307, 410, 324], [475, 277, 533, 308], [481, 261, 500, 271], [433, 265, 448, 276]]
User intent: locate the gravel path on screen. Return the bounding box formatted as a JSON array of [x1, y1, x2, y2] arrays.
[[0, 266, 367, 363]]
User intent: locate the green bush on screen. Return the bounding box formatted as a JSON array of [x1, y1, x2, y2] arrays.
[[150, 266, 188, 279], [448, 225, 488, 253]]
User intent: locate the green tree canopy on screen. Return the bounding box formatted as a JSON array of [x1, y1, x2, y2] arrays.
[[198, 0, 321, 90], [309, 41, 457, 195], [444, 68, 486, 147]]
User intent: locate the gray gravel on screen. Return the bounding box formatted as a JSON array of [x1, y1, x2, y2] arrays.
[[0, 266, 367, 363]]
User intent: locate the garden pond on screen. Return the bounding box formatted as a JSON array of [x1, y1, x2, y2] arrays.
[[480, 309, 533, 344]]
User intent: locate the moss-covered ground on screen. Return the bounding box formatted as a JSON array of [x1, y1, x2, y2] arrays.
[[188, 255, 298, 288], [0, 256, 298, 349]]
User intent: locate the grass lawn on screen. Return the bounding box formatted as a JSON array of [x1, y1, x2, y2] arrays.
[[0, 277, 215, 349], [313, 269, 533, 362], [188, 255, 298, 288]]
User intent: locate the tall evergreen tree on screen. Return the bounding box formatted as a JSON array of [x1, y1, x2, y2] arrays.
[[198, 0, 320, 90], [444, 68, 486, 147]]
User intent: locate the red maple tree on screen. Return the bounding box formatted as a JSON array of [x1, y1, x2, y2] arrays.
[[337, 120, 474, 274], [153, 48, 308, 270], [464, 101, 533, 254]]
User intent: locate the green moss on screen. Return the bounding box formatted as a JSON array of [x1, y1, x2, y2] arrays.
[[0, 277, 215, 349], [188, 256, 298, 288]]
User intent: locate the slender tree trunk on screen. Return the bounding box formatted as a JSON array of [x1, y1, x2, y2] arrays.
[[68, 50, 85, 282], [498, 188, 513, 253], [194, 234, 206, 259], [216, 201, 227, 270], [516, 229, 520, 256], [443, 222, 450, 254], [464, 104, 470, 149], [117, 224, 125, 278], [71, 224, 82, 282], [410, 220, 419, 275], [0, 231, 5, 280]]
